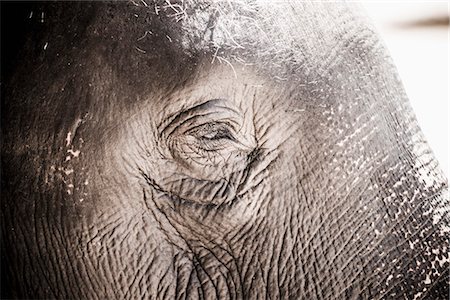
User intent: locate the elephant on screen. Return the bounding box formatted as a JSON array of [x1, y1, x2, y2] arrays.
[[1, 1, 449, 299]]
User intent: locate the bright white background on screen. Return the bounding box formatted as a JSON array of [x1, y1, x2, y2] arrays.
[[362, 2, 449, 177]]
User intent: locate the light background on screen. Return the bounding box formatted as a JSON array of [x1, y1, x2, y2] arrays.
[[362, 2, 449, 176]]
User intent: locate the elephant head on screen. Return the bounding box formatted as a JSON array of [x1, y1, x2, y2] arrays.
[[1, 1, 448, 299]]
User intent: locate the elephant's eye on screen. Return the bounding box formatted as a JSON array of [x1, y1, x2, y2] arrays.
[[160, 99, 252, 156], [153, 100, 256, 205], [188, 123, 236, 142]]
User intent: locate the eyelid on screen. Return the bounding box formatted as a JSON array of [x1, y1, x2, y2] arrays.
[[159, 99, 241, 138], [179, 113, 240, 135], [186, 122, 237, 141]]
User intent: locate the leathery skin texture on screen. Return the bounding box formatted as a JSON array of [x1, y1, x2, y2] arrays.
[[1, 1, 448, 299]]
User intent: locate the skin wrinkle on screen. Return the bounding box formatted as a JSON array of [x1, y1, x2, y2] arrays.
[[159, 212, 217, 293]]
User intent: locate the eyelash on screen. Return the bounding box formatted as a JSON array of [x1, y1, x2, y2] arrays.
[[186, 122, 236, 146]]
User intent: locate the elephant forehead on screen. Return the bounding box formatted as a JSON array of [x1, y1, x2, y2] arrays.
[[143, 1, 376, 75]]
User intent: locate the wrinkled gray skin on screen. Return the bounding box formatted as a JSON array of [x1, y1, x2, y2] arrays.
[[1, 1, 449, 299]]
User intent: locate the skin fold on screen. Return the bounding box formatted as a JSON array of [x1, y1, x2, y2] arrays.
[[1, 1, 449, 299]]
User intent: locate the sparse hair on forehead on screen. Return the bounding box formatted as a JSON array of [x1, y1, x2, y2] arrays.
[[130, 0, 375, 79], [131, 0, 266, 51]]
